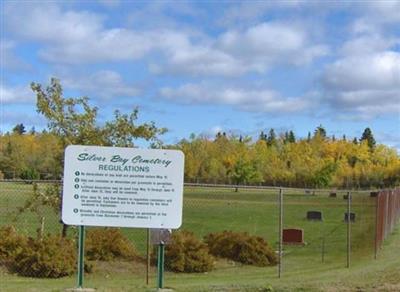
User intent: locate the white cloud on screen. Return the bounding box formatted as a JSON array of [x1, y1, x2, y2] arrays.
[[5, 4, 103, 44], [351, 1, 400, 34], [340, 35, 399, 56], [218, 22, 328, 68], [5, 3, 327, 75], [322, 51, 400, 118], [61, 70, 141, 99], [156, 22, 328, 76], [160, 83, 309, 113], [324, 52, 400, 91], [0, 85, 35, 104], [5, 3, 154, 64]]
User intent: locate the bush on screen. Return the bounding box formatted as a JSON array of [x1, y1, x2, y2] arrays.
[[0, 226, 28, 265], [204, 231, 277, 266], [154, 230, 214, 273], [20, 168, 40, 180], [85, 228, 138, 261], [10, 235, 76, 278]]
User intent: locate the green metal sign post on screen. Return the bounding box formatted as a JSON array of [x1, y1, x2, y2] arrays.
[[157, 243, 165, 289], [77, 225, 85, 288]]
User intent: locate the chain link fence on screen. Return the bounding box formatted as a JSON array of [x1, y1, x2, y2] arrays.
[[1, 180, 399, 287]]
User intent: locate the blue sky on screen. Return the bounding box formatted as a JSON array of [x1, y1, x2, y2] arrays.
[[1, 0, 399, 149]]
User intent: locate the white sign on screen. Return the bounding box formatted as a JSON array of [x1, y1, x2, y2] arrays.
[[62, 145, 184, 229]]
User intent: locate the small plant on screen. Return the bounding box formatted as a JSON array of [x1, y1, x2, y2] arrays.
[[20, 167, 40, 180], [0, 226, 28, 265], [153, 230, 214, 273], [85, 228, 138, 261], [10, 235, 76, 278], [204, 231, 277, 266]]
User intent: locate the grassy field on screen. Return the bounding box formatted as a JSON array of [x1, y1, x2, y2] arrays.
[[0, 181, 392, 291]]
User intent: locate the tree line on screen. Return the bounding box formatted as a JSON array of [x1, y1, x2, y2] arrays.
[[1, 79, 399, 189]]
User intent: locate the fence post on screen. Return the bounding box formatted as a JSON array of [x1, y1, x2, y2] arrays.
[[278, 188, 283, 278], [157, 243, 165, 289], [374, 192, 379, 259], [346, 191, 351, 268], [77, 225, 85, 288], [146, 228, 150, 285], [385, 192, 389, 239]]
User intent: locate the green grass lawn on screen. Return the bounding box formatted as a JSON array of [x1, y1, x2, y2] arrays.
[[1, 181, 394, 291]]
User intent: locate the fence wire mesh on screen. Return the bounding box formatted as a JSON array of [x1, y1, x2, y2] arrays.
[[0, 180, 399, 287]]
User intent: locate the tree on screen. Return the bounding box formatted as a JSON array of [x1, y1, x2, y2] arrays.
[[12, 123, 26, 135], [288, 131, 296, 143], [259, 131, 267, 141], [360, 127, 376, 151], [314, 125, 327, 139], [229, 158, 259, 191], [31, 78, 166, 148], [30, 78, 167, 237], [267, 129, 277, 147], [307, 131, 311, 142]]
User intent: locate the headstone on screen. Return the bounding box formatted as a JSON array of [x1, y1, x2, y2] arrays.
[[344, 212, 356, 223], [343, 194, 352, 200], [150, 229, 172, 245], [370, 191, 379, 197], [329, 192, 337, 198], [283, 228, 304, 245], [306, 211, 323, 221]]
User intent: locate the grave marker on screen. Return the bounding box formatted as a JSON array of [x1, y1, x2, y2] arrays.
[[283, 228, 304, 245], [306, 211, 323, 221], [370, 191, 379, 197], [344, 212, 356, 223], [343, 194, 352, 200]]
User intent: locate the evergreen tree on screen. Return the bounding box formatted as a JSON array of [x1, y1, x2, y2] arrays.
[[259, 131, 267, 141], [284, 131, 289, 144], [360, 127, 376, 150], [267, 129, 277, 146], [12, 123, 26, 135], [314, 125, 327, 138], [288, 130, 296, 143]]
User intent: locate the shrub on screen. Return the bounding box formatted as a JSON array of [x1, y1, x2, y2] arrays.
[[204, 231, 277, 266], [153, 230, 214, 273], [10, 235, 76, 278], [20, 168, 40, 180], [85, 228, 138, 261], [0, 226, 28, 265]]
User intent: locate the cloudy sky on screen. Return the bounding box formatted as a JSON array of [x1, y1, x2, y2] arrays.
[[1, 1, 399, 149]]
